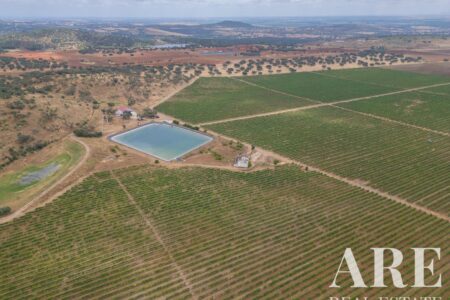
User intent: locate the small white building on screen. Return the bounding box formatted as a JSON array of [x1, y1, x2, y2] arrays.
[[234, 155, 250, 168]]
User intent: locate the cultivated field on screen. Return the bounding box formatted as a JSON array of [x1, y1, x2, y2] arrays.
[[208, 107, 450, 215], [157, 67, 450, 216], [325, 68, 449, 88], [0, 165, 448, 299], [156, 77, 312, 124], [338, 91, 450, 133], [239, 71, 398, 102], [1, 67, 449, 299], [424, 84, 450, 96], [158, 68, 450, 127]]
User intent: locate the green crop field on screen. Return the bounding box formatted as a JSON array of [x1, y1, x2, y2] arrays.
[[237, 71, 398, 102], [208, 107, 450, 215], [423, 84, 450, 96], [158, 68, 450, 127], [326, 68, 450, 88], [0, 165, 448, 299], [156, 77, 313, 124], [338, 92, 450, 133], [1, 67, 449, 299]]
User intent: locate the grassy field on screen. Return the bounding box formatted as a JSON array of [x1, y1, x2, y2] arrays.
[[338, 91, 450, 133], [208, 107, 450, 215], [0, 165, 448, 299], [156, 77, 312, 124], [0, 140, 85, 211]]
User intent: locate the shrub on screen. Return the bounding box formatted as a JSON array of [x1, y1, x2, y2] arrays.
[[141, 108, 158, 118], [7, 100, 26, 110], [17, 133, 33, 144], [0, 207, 11, 216], [183, 123, 200, 131], [74, 126, 102, 138]]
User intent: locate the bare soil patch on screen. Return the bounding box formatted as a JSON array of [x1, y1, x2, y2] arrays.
[[388, 62, 450, 76], [0, 46, 385, 69]]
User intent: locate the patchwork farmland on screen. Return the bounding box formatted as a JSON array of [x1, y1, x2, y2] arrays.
[[239, 71, 398, 102], [0, 166, 448, 298], [1, 67, 449, 298], [156, 77, 315, 124], [158, 68, 450, 217], [208, 107, 450, 214]]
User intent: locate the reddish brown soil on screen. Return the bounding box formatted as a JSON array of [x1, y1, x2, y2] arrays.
[[392, 49, 450, 63], [0, 47, 354, 68], [0, 48, 242, 68], [389, 62, 450, 76]]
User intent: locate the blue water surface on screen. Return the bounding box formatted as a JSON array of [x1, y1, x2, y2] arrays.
[[111, 123, 213, 161]]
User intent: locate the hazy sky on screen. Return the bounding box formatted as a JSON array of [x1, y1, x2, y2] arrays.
[[1, 0, 450, 18]]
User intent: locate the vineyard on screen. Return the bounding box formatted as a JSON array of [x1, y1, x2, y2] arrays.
[[208, 107, 450, 215], [1, 67, 449, 298], [425, 84, 450, 96], [156, 77, 312, 124], [338, 91, 450, 133], [237, 71, 398, 102], [157, 68, 450, 128], [0, 165, 448, 299], [325, 68, 450, 88]]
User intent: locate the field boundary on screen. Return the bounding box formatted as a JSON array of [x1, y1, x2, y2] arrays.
[[229, 76, 321, 104], [331, 105, 449, 137], [199, 79, 450, 137], [151, 77, 201, 109], [111, 170, 199, 299], [203, 129, 450, 223], [156, 70, 450, 221], [198, 104, 325, 126]]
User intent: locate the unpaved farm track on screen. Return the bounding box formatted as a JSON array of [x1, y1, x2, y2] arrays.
[[207, 130, 450, 223], [188, 77, 450, 223], [331, 105, 449, 137], [199, 80, 450, 128], [3, 71, 449, 225], [111, 170, 199, 299], [152, 77, 200, 109], [0, 136, 90, 224]]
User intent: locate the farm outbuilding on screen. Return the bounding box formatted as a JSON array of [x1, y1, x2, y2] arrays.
[[234, 155, 250, 168], [115, 106, 138, 119]]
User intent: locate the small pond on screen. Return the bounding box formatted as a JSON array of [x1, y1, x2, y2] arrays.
[[18, 162, 61, 186], [110, 123, 213, 161]]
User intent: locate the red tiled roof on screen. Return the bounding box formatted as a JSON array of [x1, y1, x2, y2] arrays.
[[116, 106, 132, 112]]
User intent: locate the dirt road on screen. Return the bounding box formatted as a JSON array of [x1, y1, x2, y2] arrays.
[[199, 80, 450, 138], [0, 136, 90, 224], [204, 129, 450, 223], [111, 170, 199, 299]]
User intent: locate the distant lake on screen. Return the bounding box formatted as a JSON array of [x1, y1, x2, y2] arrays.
[[201, 50, 236, 56], [148, 43, 189, 49]]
